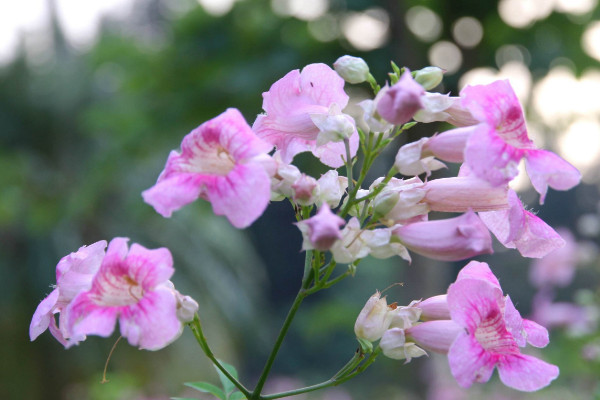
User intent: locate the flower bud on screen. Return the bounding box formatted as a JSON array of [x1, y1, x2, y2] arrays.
[[380, 328, 427, 362], [292, 174, 318, 206], [296, 204, 345, 251], [377, 70, 425, 125], [354, 291, 393, 342], [311, 111, 355, 146], [334, 55, 370, 84], [414, 66, 444, 90], [315, 170, 348, 208], [373, 190, 400, 217]]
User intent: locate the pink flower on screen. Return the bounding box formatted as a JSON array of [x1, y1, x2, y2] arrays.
[[67, 238, 183, 350], [252, 63, 359, 168], [142, 108, 274, 228], [479, 190, 565, 258], [376, 70, 425, 125], [447, 262, 559, 391], [393, 211, 493, 261], [296, 204, 345, 251], [459, 80, 580, 203], [30, 240, 107, 346]]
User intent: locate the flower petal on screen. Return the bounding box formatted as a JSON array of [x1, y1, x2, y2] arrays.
[[525, 149, 581, 204], [119, 287, 181, 350], [207, 163, 271, 228], [448, 332, 496, 387], [497, 354, 559, 391], [30, 288, 59, 341]]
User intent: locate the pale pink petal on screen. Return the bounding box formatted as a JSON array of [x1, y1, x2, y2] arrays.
[[456, 261, 500, 288], [504, 295, 527, 347], [497, 354, 559, 391], [510, 212, 565, 258], [68, 292, 119, 341], [448, 332, 496, 387], [142, 171, 211, 218], [127, 244, 174, 289], [312, 130, 359, 168], [418, 295, 450, 320], [479, 190, 526, 245], [423, 176, 509, 213], [299, 63, 349, 107], [119, 287, 181, 350], [522, 319, 550, 348], [464, 124, 524, 186], [30, 288, 59, 341], [207, 163, 271, 228], [104, 237, 130, 264], [48, 316, 68, 346], [525, 149, 581, 204]]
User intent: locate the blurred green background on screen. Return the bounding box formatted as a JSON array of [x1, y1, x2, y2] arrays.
[[2, 0, 600, 399]]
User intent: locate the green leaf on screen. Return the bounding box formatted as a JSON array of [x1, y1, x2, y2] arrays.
[[215, 360, 239, 397], [402, 121, 417, 131], [229, 392, 247, 400], [185, 382, 225, 399]]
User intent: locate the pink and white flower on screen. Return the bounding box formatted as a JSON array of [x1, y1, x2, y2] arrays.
[[458, 80, 580, 203], [253, 63, 359, 168], [30, 240, 107, 346], [479, 190, 565, 258], [142, 108, 274, 228], [447, 261, 558, 391], [67, 238, 184, 350]]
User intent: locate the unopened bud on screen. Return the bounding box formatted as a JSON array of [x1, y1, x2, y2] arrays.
[[354, 291, 393, 342], [292, 174, 318, 206], [373, 190, 400, 217], [334, 55, 370, 84], [414, 66, 444, 90]]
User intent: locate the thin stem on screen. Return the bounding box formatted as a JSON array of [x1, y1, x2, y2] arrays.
[[101, 335, 123, 384], [344, 138, 354, 194], [260, 348, 380, 400], [252, 251, 313, 399], [188, 315, 252, 398]]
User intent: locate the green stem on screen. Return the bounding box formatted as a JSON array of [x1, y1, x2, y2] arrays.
[[251, 251, 313, 399], [344, 138, 354, 194], [260, 348, 380, 400], [188, 316, 252, 398]]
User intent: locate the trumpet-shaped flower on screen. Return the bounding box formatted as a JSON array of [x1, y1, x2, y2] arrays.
[[459, 80, 580, 202], [447, 278, 559, 391], [30, 240, 108, 345], [446, 261, 558, 391], [393, 211, 493, 261], [67, 238, 183, 351], [142, 108, 274, 228], [253, 63, 359, 168]]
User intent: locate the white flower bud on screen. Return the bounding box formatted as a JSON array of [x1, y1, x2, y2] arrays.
[[414, 66, 444, 90], [334, 55, 370, 84]]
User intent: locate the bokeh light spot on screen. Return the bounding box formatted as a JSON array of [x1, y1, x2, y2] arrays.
[[405, 6, 442, 42], [452, 17, 483, 48], [428, 41, 462, 75], [342, 8, 389, 51]]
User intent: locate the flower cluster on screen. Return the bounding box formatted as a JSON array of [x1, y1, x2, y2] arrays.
[[30, 238, 198, 350], [356, 261, 559, 391], [32, 55, 581, 396]]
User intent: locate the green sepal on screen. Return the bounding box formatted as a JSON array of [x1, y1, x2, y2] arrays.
[[390, 61, 401, 75], [402, 121, 417, 131], [184, 382, 225, 399], [357, 337, 374, 354], [357, 127, 366, 145]]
